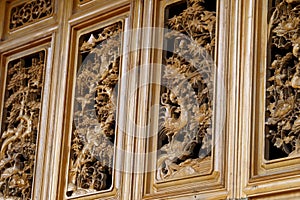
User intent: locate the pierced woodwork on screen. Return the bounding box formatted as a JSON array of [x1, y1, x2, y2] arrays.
[[67, 22, 122, 197], [266, 0, 300, 159], [0, 51, 45, 199], [157, 0, 216, 180], [9, 0, 53, 31]]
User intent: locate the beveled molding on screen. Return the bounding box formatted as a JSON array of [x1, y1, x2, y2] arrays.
[[2, 0, 57, 40], [57, 5, 130, 200], [0, 36, 54, 200], [71, 0, 130, 18], [241, 0, 300, 198], [142, 0, 230, 199]]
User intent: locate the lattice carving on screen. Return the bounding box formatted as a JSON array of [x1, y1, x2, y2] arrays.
[[9, 0, 53, 30], [67, 22, 122, 197], [0, 51, 45, 199], [266, 0, 300, 159], [157, 0, 216, 180]]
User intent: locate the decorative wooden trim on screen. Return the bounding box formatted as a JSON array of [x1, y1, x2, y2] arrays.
[[0, 37, 53, 200], [57, 6, 130, 200], [0, 50, 46, 200], [71, 0, 129, 17], [156, 0, 215, 182], [249, 190, 300, 200], [8, 0, 54, 31], [240, 0, 300, 198], [0, 1, 5, 40], [0, 0, 57, 42], [78, 0, 93, 4], [142, 0, 230, 198]]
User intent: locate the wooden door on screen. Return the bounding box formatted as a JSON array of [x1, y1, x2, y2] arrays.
[[0, 0, 299, 199]]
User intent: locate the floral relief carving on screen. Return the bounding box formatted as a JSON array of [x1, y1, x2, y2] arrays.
[[67, 22, 122, 197], [9, 0, 53, 31], [266, 0, 300, 159], [157, 0, 216, 180], [0, 52, 45, 199]]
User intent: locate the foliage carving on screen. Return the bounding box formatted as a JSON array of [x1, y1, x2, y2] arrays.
[[157, 0, 216, 180], [67, 22, 122, 197], [266, 0, 300, 158], [9, 0, 53, 30], [0, 52, 45, 199]]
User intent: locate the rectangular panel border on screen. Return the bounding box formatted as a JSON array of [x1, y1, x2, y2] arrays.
[[240, 0, 300, 198], [57, 5, 130, 200], [142, 0, 230, 198], [0, 36, 53, 200]]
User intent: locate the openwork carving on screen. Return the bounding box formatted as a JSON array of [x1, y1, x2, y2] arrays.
[[9, 0, 53, 31], [0, 51, 45, 199], [157, 0, 216, 180], [266, 0, 300, 159], [67, 22, 122, 197]]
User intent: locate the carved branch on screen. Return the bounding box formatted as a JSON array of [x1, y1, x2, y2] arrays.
[[157, 0, 215, 180], [0, 52, 45, 199], [67, 22, 122, 197], [265, 0, 300, 159]]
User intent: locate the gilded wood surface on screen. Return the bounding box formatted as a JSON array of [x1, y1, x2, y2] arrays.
[[78, 0, 93, 4], [0, 51, 45, 199], [67, 22, 122, 197], [9, 0, 53, 31], [157, 0, 216, 180], [266, 0, 300, 159]]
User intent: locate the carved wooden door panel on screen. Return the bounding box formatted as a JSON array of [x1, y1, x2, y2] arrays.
[[0, 0, 300, 200], [140, 0, 229, 199], [240, 0, 300, 199]]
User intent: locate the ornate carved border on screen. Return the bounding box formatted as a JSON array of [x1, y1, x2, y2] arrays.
[[8, 0, 54, 31], [0, 37, 52, 200], [58, 6, 130, 200], [240, 0, 300, 198], [142, 0, 229, 198]]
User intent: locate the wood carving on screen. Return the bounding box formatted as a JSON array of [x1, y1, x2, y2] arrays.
[[78, 0, 92, 4], [67, 22, 122, 197], [266, 0, 300, 158], [0, 52, 45, 199], [157, 0, 216, 180], [9, 0, 53, 30]]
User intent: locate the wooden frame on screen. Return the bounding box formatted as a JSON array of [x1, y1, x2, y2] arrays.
[[240, 0, 300, 198], [57, 4, 131, 200], [71, 0, 129, 18], [132, 0, 231, 199], [0, 35, 55, 199], [0, 0, 300, 199], [2, 0, 57, 40]]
